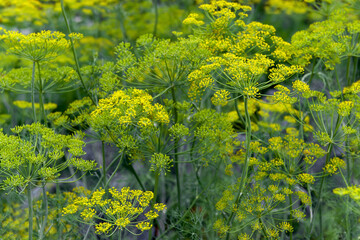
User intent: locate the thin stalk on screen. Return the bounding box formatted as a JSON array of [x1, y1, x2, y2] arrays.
[[156, 184, 208, 239], [345, 138, 352, 240], [148, 169, 160, 240], [346, 56, 351, 86], [28, 184, 33, 240], [39, 184, 48, 240], [171, 86, 181, 209], [308, 58, 316, 86], [60, 0, 96, 106], [56, 182, 62, 240], [289, 192, 293, 240], [152, 0, 158, 37], [225, 97, 252, 240], [102, 141, 106, 189], [31, 61, 37, 123], [352, 57, 358, 84], [37, 62, 46, 124], [309, 143, 333, 237], [104, 151, 125, 190], [118, 6, 128, 42]]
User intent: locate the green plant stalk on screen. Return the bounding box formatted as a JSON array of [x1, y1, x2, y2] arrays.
[[118, 6, 128, 42], [31, 61, 37, 123], [28, 183, 33, 240], [102, 141, 106, 189], [171, 86, 181, 209], [352, 57, 358, 84], [345, 138, 352, 240], [37, 62, 46, 124], [56, 182, 62, 240], [105, 128, 146, 191], [308, 58, 317, 86], [346, 56, 351, 86], [225, 97, 252, 240], [289, 191, 293, 240], [148, 169, 160, 240], [309, 142, 333, 237], [104, 150, 125, 190], [152, 0, 158, 37], [39, 184, 48, 240], [60, 0, 96, 106]]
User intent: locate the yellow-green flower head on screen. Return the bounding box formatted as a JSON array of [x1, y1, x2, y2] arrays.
[[334, 185, 360, 201], [337, 101, 354, 116], [0, 29, 71, 62], [297, 173, 315, 184], [183, 13, 205, 26], [211, 89, 230, 106], [149, 153, 173, 175], [90, 89, 169, 133], [62, 186, 166, 235]]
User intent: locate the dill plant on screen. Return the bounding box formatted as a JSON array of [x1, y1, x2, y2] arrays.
[[0, 0, 360, 239]]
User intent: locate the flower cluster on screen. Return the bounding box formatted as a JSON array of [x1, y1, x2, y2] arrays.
[[62, 187, 166, 235]]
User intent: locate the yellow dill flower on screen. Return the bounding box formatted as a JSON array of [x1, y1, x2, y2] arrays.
[[342, 125, 357, 135], [81, 208, 96, 221], [282, 187, 293, 195], [213, 218, 229, 236], [225, 164, 234, 176], [243, 86, 260, 98], [149, 153, 173, 175], [136, 222, 152, 231], [115, 217, 130, 228], [297, 173, 315, 184], [238, 233, 251, 240], [95, 222, 112, 234], [333, 187, 350, 196], [268, 185, 279, 193], [268, 136, 283, 151], [145, 210, 159, 220], [291, 209, 306, 221], [63, 186, 165, 236], [324, 157, 346, 175], [269, 65, 304, 83], [296, 191, 311, 206], [274, 193, 286, 202], [183, 13, 205, 26], [0, 29, 71, 62], [337, 101, 354, 116], [278, 222, 293, 233], [292, 80, 312, 97], [269, 173, 287, 181], [211, 89, 230, 106]]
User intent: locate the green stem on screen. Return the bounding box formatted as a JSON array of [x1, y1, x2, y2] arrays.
[[152, 0, 158, 37], [352, 57, 358, 84], [148, 169, 160, 240], [31, 61, 37, 123], [309, 143, 333, 237], [104, 151, 125, 190], [60, 0, 96, 106], [102, 141, 106, 189], [56, 182, 62, 240], [39, 184, 48, 240], [37, 62, 46, 124], [171, 86, 181, 209], [345, 138, 352, 240], [308, 58, 316, 86], [226, 97, 252, 240], [156, 184, 208, 239], [28, 184, 33, 240], [346, 56, 351, 86], [118, 6, 128, 42], [289, 191, 293, 240]]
